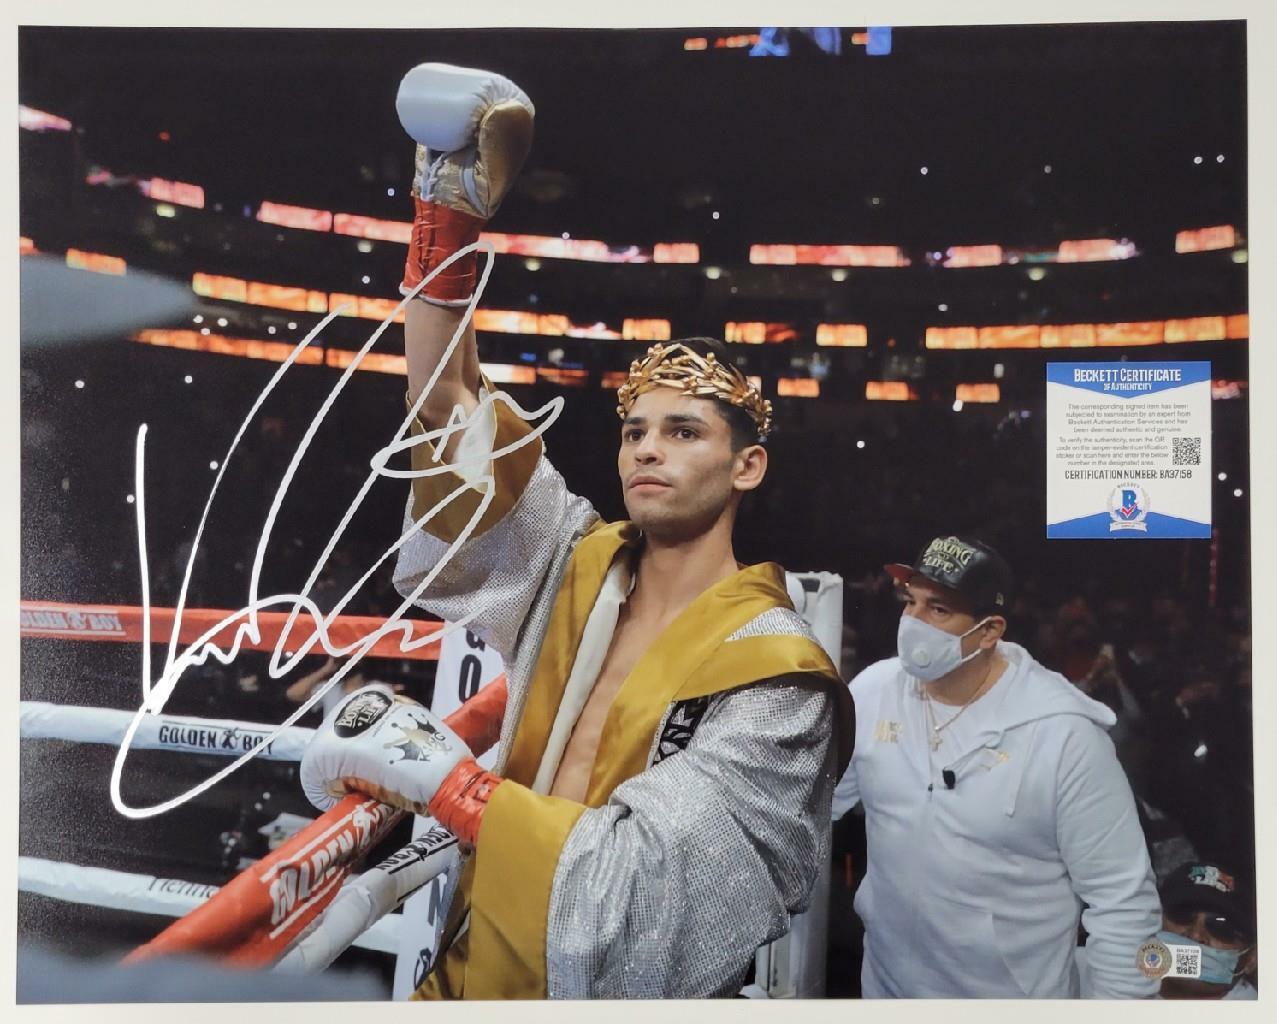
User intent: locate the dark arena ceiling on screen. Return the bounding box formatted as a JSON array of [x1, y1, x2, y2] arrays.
[[17, 20, 1252, 588], [20, 22, 1246, 246]]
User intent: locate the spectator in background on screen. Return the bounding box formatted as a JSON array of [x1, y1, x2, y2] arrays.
[[1038, 595, 1155, 804], [1049, 597, 1105, 686], [1071, 638, 1147, 777], [833, 535, 1161, 998], [1144, 594, 1202, 686], [844, 569, 902, 672], [310, 546, 365, 616], [1075, 861, 1256, 1000], [1156, 862, 1257, 999], [1143, 655, 1252, 872], [285, 654, 402, 722]]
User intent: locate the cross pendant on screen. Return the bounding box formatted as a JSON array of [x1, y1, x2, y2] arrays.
[[929, 732, 943, 751]]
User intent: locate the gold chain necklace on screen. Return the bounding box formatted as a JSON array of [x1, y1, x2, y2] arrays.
[[923, 671, 994, 751]]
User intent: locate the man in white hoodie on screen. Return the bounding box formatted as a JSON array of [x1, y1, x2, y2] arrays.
[[833, 535, 1161, 998]]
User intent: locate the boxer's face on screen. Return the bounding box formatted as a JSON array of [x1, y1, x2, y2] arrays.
[[618, 389, 764, 542]]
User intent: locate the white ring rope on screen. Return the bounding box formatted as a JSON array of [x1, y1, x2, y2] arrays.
[[19, 698, 455, 969], [20, 701, 315, 762], [274, 825, 459, 974], [20, 698, 454, 969], [18, 856, 401, 955]]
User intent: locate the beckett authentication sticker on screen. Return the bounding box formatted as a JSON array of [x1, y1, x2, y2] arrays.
[[1136, 939, 1203, 980], [1137, 939, 1172, 979], [1046, 361, 1211, 539]]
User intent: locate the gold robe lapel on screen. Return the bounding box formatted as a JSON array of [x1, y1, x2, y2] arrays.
[[501, 521, 640, 786], [586, 560, 829, 805], [425, 522, 847, 1001]]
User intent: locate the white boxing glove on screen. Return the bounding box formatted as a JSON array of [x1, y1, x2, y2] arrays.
[[395, 62, 534, 220], [397, 62, 534, 154], [299, 686, 471, 815]]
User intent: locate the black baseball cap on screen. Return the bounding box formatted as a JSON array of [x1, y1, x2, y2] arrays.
[[1160, 863, 1255, 936], [885, 535, 1014, 616]]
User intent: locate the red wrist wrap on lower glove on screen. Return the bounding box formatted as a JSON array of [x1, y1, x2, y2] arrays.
[[401, 198, 486, 305], [428, 756, 504, 846]]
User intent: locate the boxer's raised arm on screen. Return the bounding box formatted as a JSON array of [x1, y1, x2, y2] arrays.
[[404, 303, 481, 445], [395, 64, 534, 452], [389, 65, 602, 655]]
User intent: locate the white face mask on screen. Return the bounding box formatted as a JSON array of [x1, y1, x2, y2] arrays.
[[897, 614, 991, 682]]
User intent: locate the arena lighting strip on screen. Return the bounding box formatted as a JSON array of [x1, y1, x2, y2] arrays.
[[49, 247, 1250, 352], [926, 315, 1250, 349], [937, 239, 1141, 267], [131, 327, 540, 386], [130, 327, 1251, 409], [238, 192, 1251, 264], [682, 33, 761, 50], [85, 171, 701, 264], [195, 265, 1261, 350], [752, 228, 1241, 266], [129, 328, 768, 394], [194, 184, 1254, 263], [259, 200, 702, 266], [115, 175, 1250, 263], [189, 269, 675, 340], [25, 102, 1243, 262], [259, 203, 701, 265], [133, 330, 835, 399]]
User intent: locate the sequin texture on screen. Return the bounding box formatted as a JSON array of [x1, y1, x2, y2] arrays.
[[547, 680, 835, 997], [725, 606, 818, 644], [394, 451, 837, 998]]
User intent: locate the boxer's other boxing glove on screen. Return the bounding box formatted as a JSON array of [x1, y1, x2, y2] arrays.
[[300, 686, 472, 815], [301, 685, 507, 846]]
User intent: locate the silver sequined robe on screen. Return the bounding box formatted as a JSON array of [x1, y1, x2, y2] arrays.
[[394, 422, 841, 998]]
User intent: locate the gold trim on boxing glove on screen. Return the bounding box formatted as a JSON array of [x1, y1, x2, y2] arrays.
[[473, 100, 534, 218], [410, 144, 428, 200]]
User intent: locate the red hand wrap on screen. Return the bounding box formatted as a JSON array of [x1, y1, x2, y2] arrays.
[[428, 757, 503, 846], [401, 197, 486, 304]]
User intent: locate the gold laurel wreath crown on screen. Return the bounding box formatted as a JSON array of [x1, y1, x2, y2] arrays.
[[615, 342, 772, 441]]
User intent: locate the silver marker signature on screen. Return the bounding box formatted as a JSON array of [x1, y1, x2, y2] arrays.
[[111, 242, 563, 818]]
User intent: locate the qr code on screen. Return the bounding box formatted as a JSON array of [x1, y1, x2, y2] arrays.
[[1174, 945, 1201, 978], [1172, 436, 1202, 466]]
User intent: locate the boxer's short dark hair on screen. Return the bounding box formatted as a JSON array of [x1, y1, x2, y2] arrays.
[[671, 336, 762, 450]]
